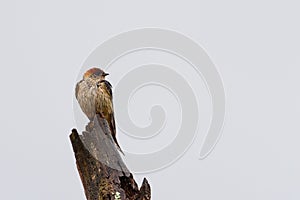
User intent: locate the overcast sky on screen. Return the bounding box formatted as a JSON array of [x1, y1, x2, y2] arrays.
[[1, 1, 300, 199]]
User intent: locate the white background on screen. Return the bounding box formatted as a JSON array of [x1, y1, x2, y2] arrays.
[[1, 0, 299, 199]]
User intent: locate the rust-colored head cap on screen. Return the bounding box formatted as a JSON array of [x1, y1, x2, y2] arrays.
[[83, 68, 108, 79]]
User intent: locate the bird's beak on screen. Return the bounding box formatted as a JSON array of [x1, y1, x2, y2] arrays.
[[103, 72, 109, 76]]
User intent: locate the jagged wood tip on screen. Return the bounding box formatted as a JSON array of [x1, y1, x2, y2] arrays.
[[69, 116, 151, 200]]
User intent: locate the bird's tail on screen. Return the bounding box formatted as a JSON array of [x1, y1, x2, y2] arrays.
[[95, 114, 124, 155], [108, 120, 124, 156], [112, 135, 124, 156]]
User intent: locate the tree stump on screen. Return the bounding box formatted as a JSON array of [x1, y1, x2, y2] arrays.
[[70, 115, 151, 200]]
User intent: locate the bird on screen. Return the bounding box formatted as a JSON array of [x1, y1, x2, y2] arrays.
[[75, 68, 123, 154]]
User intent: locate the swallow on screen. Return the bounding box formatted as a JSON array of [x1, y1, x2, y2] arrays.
[[75, 68, 123, 153]]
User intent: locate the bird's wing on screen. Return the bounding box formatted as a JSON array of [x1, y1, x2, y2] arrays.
[[102, 80, 113, 98], [110, 111, 123, 154], [104, 80, 116, 140], [110, 111, 116, 138], [99, 79, 123, 153], [105, 80, 123, 153]]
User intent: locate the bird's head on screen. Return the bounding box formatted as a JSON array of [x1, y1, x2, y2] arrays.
[[83, 68, 109, 80]]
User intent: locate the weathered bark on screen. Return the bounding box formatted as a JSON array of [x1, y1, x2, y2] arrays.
[[70, 115, 151, 200]]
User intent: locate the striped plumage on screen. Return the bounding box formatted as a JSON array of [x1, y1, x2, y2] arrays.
[[75, 68, 123, 153]]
